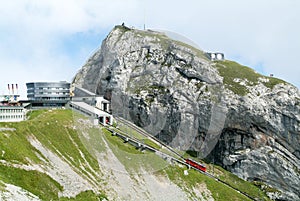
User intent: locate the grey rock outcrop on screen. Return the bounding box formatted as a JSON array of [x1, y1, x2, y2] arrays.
[[73, 25, 300, 200]]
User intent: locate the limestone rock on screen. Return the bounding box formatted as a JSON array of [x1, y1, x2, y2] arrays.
[[73, 25, 300, 200]]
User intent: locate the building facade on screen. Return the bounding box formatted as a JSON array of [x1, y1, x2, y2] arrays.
[[0, 105, 28, 122], [69, 86, 113, 125], [26, 82, 70, 107], [0, 95, 30, 122]]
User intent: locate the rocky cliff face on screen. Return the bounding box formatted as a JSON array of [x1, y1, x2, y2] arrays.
[[73, 25, 300, 200]]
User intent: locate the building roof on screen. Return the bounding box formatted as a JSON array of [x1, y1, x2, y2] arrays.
[[0, 103, 30, 109], [73, 86, 96, 96], [70, 101, 110, 116], [26, 81, 70, 85]]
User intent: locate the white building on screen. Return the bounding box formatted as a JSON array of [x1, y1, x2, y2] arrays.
[[0, 105, 29, 122], [71, 96, 111, 113], [69, 101, 113, 125], [69, 86, 113, 125], [0, 95, 30, 122]]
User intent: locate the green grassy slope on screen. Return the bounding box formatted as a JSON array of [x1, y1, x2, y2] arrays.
[[103, 121, 271, 201], [215, 60, 286, 96], [0, 109, 270, 200], [0, 109, 106, 200]]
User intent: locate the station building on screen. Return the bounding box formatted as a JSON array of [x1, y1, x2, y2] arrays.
[[69, 86, 113, 125]]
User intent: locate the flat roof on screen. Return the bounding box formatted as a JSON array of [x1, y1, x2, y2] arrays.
[[26, 81, 69, 84], [74, 86, 96, 96], [70, 101, 110, 116], [0, 103, 30, 108]]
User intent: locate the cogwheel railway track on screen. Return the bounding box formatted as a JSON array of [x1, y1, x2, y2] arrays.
[[101, 117, 256, 201]]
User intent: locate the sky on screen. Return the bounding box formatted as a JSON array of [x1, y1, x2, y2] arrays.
[[0, 0, 299, 99]]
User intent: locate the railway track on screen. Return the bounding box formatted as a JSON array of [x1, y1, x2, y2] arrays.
[[115, 116, 185, 159], [102, 118, 257, 201]]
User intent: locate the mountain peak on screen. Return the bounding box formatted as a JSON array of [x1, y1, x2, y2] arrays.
[[73, 25, 300, 200]]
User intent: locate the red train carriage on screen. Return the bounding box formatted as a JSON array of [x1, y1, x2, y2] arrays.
[[185, 158, 206, 172]]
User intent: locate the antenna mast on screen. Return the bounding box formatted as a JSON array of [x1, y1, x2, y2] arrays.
[[143, 0, 146, 30]]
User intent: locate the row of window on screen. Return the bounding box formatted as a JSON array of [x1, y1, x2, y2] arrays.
[[29, 97, 69, 100], [27, 89, 69, 92], [0, 115, 24, 120], [43, 97, 69, 100], [37, 92, 68, 95], [28, 87, 69, 90], [27, 91, 69, 95], [0, 109, 24, 113]]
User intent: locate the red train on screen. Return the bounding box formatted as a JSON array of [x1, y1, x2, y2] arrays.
[[185, 158, 206, 172]]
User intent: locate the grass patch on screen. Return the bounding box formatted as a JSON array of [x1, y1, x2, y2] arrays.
[[215, 166, 271, 200], [253, 181, 281, 194], [102, 128, 168, 173], [114, 124, 145, 141], [27, 110, 100, 181], [26, 109, 48, 120], [263, 76, 286, 89], [112, 122, 161, 150], [215, 61, 257, 95], [102, 128, 142, 155], [0, 122, 41, 164], [143, 138, 161, 150], [77, 127, 108, 155], [0, 109, 276, 200], [215, 60, 286, 95], [166, 151, 270, 200], [0, 109, 107, 200], [0, 164, 62, 200], [60, 190, 108, 201], [163, 165, 251, 201]]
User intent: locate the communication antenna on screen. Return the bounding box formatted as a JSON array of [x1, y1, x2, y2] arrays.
[[143, 0, 146, 30]]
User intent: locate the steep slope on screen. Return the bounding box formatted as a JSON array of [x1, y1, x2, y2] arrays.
[[0, 109, 106, 200], [0, 109, 269, 200], [73, 25, 300, 200]]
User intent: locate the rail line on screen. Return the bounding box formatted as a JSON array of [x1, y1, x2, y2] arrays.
[[115, 116, 185, 159], [101, 119, 257, 201]]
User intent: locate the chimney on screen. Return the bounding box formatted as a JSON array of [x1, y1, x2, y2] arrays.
[[8, 84, 10, 95], [12, 84, 14, 95]]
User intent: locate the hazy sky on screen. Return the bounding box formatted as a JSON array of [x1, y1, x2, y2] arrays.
[[0, 0, 299, 98]]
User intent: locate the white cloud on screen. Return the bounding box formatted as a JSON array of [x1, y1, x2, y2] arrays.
[[0, 0, 299, 99]]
